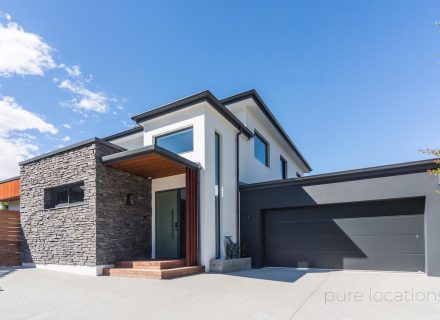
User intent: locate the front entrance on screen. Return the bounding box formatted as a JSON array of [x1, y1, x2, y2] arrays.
[[156, 189, 186, 259]]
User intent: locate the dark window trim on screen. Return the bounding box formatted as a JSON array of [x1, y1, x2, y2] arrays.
[[214, 131, 221, 259], [254, 129, 270, 167], [45, 181, 85, 209], [280, 156, 288, 179], [154, 126, 194, 153]]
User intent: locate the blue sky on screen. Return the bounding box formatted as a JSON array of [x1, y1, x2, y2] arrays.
[[0, 0, 439, 178]]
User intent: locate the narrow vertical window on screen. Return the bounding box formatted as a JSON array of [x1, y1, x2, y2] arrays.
[[254, 131, 269, 166], [214, 132, 221, 259], [280, 156, 287, 179]]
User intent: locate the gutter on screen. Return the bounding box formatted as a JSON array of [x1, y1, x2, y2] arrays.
[[240, 159, 439, 192]]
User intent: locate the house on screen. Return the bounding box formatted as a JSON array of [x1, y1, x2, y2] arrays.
[[2, 89, 440, 277], [11, 90, 309, 276]]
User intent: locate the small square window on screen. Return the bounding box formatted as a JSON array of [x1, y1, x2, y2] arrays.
[[46, 182, 85, 209]]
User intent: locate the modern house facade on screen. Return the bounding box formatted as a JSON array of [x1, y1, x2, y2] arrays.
[[2, 89, 439, 276], [13, 90, 311, 275]]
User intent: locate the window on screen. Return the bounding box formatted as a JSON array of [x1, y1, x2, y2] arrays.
[[155, 127, 193, 154], [254, 131, 269, 166], [214, 132, 221, 259], [46, 182, 85, 208], [280, 156, 287, 179]]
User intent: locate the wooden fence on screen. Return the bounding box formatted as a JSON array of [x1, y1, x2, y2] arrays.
[[0, 210, 20, 266]]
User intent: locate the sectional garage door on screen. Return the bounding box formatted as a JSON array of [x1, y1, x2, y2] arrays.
[[263, 197, 425, 272]]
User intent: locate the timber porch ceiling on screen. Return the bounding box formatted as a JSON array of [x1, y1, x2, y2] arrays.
[[101, 145, 200, 179]]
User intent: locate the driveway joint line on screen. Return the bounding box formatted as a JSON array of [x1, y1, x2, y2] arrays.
[[288, 272, 332, 320]]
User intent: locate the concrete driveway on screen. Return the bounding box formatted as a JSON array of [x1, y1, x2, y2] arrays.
[[1, 267, 439, 320]]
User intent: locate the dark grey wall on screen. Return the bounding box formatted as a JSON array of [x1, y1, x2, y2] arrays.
[[20, 140, 152, 267], [95, 143, 151, 265], [20, 143, 99, 266], [240, 171, 440, 276]]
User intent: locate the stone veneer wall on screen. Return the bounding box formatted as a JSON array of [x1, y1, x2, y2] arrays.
[[20, 143, 99, 266], [95, 143, 151, 265], [20, 140, 152, 267]]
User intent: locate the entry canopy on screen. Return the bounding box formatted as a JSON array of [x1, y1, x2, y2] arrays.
[[102, 145, 200, 179]]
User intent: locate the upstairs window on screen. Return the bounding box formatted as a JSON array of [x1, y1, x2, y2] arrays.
[[45, 182, 85, 209], [254, 131, 269, 166], [280, 156, 287, 179], [155, 127, 193, 154]]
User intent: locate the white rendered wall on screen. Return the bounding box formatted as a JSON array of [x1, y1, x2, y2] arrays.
[[107, 132, 143, 150], [226, 98, 306, 184], [139, 101, 240, 270], [202, 106, 239, 265], [139, 102, 210, 267]]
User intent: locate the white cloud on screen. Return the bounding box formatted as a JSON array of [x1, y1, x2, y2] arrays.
[[62, 135, 70, 142], [0, 96, 57, 178], [0, 16, 56, 77], [64, 65, 81, 78], [0, 96, 57, 135], [62, 123, 72, 129], [57, 79, 109, 113]]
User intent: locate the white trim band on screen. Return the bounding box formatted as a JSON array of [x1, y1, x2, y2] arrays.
[[22, 263, 114, 276]]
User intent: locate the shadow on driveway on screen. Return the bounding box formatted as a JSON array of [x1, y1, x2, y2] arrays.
[[224, 267, 331, 283], [0, 267, 18, 280]]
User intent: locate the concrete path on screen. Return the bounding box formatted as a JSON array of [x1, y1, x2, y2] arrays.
[[1, 267, 439, 319]]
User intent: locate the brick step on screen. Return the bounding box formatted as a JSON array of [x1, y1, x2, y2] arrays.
[[103, 265, 205, 279], [115, 259, 186, 270]]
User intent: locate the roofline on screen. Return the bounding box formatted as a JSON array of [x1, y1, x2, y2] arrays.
[[240, 159, 438, 191], [221, 89, 312, 172], [101, 144, 201, 170], [0, 176, 20, 184], [131, 91, 254, 139], [19, 138, 126, 166], [103, 125, 143, 141]]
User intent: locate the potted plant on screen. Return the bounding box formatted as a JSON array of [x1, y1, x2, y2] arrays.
[[210, 236, 252, 273]]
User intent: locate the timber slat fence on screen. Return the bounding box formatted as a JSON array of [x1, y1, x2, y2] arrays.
[[0, 210, 20, 266]]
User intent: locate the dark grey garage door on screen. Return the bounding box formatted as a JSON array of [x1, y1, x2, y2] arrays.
[[264, 197, 425, 272]]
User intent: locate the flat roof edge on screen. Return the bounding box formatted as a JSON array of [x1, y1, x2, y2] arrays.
[[0, 176, 20, 184], [102, 145, 201, 170], [20, 138, 126, 166], [103, 126, 143, 141], [240, 159, 438, 191]]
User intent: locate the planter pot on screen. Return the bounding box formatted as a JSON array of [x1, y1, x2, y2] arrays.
[[209, 257, 252, 273]]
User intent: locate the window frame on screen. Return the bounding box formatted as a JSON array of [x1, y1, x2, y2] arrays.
[[254, 129, 270, 167], [46, 181, 85, 209], [214, 132, 222, 258], [154, 126, 194, 154], [280, 156, 288, 179]]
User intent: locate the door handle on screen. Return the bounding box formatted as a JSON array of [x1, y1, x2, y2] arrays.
[[171, 209, 175, 239]]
